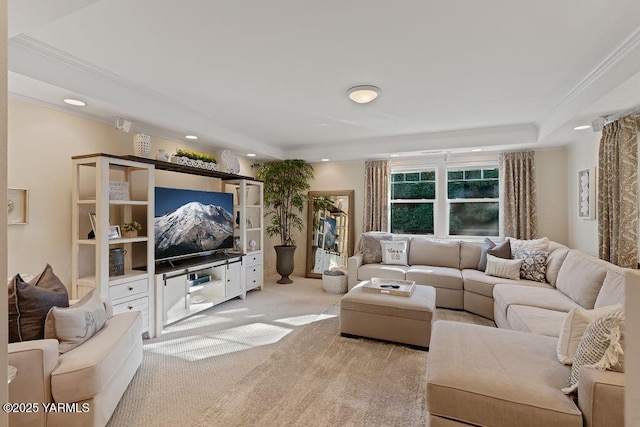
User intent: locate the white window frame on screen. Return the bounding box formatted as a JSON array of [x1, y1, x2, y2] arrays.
[[389, 167, 437, 235], [389, 154, 500, 240]]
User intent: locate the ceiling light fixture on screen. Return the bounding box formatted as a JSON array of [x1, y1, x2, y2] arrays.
[[321, 158, 330, 162], [247, 153, 257, 157], [389, 154, 400, 157], [347, 85, 380, 104], [63, 98, 86, 107], [185, 135, 198, 140], [573, 125, 591, 131], [471, 148, 483, 152]]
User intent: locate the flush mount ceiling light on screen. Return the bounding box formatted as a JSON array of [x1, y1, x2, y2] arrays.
[[246, 153, 257, 157], [471, 148, 483, 152], [573, 125, 591, 131], [185, 135, 198, 140], [63, 98, 86, 107], [347, 85, 380, 104], [321, 158, 330, 162], [389, 154, 400, 158]]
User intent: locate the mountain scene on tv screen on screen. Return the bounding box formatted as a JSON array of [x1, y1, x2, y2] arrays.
[[155, 201, 234, 259]]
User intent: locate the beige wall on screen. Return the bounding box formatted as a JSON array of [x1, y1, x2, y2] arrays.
[[7, 99, 246, 284], [535, 148, 569, 245]]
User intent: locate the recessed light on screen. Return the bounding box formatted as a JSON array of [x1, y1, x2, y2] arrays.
[[247, 153, 257, 157], [63, 98, 86, 107], [471, 148, 483, 152], [390, 154, 400, 158], [185, 135, 198, 140], [347, 85, 380, 104], [321, 158, 330, 162], [573, 125, 591, 131]]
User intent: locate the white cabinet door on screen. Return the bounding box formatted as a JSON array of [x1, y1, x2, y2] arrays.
[[226, 260, 242, 297]]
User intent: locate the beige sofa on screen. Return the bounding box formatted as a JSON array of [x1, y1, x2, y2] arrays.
[[348, 234, 626, 426], [8, 299, 143, 427]]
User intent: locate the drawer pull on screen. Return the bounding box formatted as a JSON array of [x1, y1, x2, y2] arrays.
[[128, 286, 134, 291]]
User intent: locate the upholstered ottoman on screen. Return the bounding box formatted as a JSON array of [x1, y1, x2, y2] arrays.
[[339, 282, 435, 348]]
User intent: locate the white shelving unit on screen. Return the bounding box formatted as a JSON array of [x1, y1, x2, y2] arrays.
[[71, 154, 155, 337], [225, 179, 264, 293]]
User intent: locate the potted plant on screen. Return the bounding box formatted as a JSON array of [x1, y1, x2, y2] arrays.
[[253, 159, 314, 284], [122, 221, 142, 238]]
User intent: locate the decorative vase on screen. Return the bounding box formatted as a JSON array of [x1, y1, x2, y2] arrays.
[[275, 245, 296, 284], [133, 134, 151, 157], [156, 149, 169, 162]]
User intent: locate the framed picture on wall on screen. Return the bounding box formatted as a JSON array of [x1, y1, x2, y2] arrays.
[[577, 168, 596, 220]]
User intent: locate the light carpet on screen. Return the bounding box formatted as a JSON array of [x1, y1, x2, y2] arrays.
[[108, 276, 494, 426]]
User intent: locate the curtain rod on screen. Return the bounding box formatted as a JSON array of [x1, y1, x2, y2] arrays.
[[602, 106, 640, 126]]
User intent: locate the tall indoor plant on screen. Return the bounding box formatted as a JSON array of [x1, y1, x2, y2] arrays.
[[253, 159, 314, 284]]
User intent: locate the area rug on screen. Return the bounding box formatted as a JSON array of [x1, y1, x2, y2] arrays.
[[191, 315, 429, 427]]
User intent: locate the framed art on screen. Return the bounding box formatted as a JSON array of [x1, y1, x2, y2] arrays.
[[108, 225, 121, 239], [7, 188, 28, 225], [577, 168, 595, 219]]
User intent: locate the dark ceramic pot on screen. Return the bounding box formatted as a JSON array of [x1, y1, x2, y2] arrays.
[[275, 245, 296, 284]]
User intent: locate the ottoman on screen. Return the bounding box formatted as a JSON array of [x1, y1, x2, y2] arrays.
[[340, 282, 436, 348]]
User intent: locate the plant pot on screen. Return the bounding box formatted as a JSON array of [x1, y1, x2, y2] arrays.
[[275, 245, 296, 284], [123, 230, 138, 238]]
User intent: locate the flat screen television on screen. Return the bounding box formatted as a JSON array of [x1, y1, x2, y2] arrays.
[[154, 187, 235, 262]]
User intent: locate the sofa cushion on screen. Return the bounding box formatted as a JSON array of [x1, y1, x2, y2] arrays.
[[360, 232, 392, 264], [45, 289, 107, 353], [594, 270, 626, 308], [485, 255, 522, 280], [546, 244, 570, 287], [556, 304, 622, 365], [563, 307, 625, 394], [428, 321, 581, 427], [405, 266, 463, 290], [462, 269, 548, 298], [13, 266, 69, 342], [513, 247, 549, 283], [556, 250, 609, 309], [357, 263, 408, 282], [408, 238, 460, 269], [380, 240, 408, 266], [506, 305, 568, 337], [459, 241, 482, 270], [478, 238, 511, 272], [508, 236, 550, 253], [494, 284, 579, 321], [51, 311, 142, 403]]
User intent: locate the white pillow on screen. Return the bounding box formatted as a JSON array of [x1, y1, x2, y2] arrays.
[[556, 304, 622, 365], [380, 240, 408, 266], [562, 307, 625, 394], [484, 255, 522, 280], [508, 237, 550, 253], [45, 289, 107, 353]]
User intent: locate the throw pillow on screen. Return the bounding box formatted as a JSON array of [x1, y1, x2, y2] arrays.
[[507, 237, 550, 254], [380, 240, 408, 266], [360, 232, 392, 264], [14, 265, 69, 342], [45, 289, 107, 353], [484, 255, 522, 280], [477, 239, 512, 271], [562, 307, 625, 394], [556, 304, 622, 365], [512, 247, 549, 283]]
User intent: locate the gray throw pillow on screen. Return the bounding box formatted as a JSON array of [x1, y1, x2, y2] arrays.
[[360, 232, 392, 264], [13, 264, 69, 342], [477, 238, 511, 271], [513, 247, 549, 283]]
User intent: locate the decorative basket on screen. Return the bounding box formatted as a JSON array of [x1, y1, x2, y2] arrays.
[[171, 156, 219, 171], [322, 271, 348, 294], [133, 133, 151, 157]]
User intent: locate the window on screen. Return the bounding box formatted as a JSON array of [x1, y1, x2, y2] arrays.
[[447, 167, 499, 236], [390, 170, 435, 234], [390, 162, 499, 238]]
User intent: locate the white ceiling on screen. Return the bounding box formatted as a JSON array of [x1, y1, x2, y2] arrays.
[[7, 0, 640, 162]]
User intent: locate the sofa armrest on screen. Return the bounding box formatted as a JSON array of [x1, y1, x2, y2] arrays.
[[347, 254, 363, 290], [8, 339, 59, 426], [578, 367, 624, 427]]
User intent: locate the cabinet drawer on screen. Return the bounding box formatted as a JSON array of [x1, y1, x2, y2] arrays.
[[245, 264, 262, 278], [245, 264, 263, 289], [113, 296, 149, 330], [243, 252, 262, 266], [109, 278, 148, 301]]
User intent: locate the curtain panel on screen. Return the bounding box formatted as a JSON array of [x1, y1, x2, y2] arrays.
[[499, 151, 537, 239], [598, 115, 638, 268], [363, 160, 389, 232]]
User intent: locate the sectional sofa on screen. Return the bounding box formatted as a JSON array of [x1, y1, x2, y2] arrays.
[[347, 233, 627, 426]]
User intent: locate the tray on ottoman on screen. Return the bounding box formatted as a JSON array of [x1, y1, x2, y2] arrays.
[[362, 278, 415, 297]]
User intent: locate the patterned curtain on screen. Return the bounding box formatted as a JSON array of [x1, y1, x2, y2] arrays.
[[363, 160, 389, 232], [598, 115, 638, 268], [499, 151, 537, 239]]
